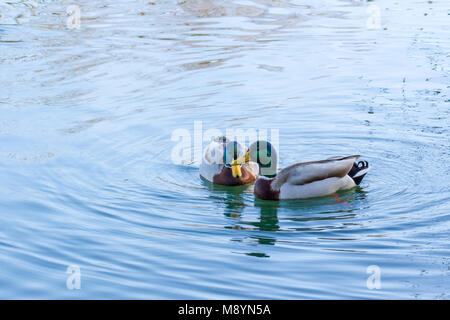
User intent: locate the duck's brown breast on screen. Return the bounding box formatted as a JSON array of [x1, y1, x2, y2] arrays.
[[213, 166, 257, 186], [254, 178, 279, 200]]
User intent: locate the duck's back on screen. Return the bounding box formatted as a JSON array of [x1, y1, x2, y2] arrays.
[[255, 155, 361, 200], [199, 139, 226, 182]]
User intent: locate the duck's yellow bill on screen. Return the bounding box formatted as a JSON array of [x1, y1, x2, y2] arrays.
[[231, 164, 242, 178], [231, 151, 249, 166]]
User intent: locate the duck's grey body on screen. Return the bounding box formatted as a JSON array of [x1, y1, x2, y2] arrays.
[[254, 155, 370, 200]]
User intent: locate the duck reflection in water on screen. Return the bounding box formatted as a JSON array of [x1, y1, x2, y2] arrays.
[[252, 199, 280, 233], [201, 177, 249, 217], [247, 199, 280, 249], [202, 177, 368, 258]]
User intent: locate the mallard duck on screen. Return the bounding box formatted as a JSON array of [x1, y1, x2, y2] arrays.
[[232, 141, 370, 200], [199, 136, 259, 186]]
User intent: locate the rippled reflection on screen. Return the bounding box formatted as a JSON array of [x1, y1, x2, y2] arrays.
[[0, 0, 449, 299]]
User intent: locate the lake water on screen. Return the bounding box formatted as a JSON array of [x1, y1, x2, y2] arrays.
[[0, 0, 449, 299]]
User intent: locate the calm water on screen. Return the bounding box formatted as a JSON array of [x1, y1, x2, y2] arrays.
[[1, 0, 449, 299]]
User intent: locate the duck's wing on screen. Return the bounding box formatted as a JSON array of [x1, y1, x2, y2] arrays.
[[271, 155, 360, 190]]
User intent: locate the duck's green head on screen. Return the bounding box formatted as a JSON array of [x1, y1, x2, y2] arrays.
[[232, 140, 278, 178], [223, 141, 244, 178]]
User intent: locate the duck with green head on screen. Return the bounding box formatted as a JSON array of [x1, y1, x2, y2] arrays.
[[199, 136, 259, 186], [232, 141, 370, 200]]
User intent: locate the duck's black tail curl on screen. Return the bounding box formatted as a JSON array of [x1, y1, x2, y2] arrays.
[[348, 160, 370, 185]]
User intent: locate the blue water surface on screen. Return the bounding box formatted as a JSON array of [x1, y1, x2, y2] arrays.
[[0, 0, 449, 299]]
